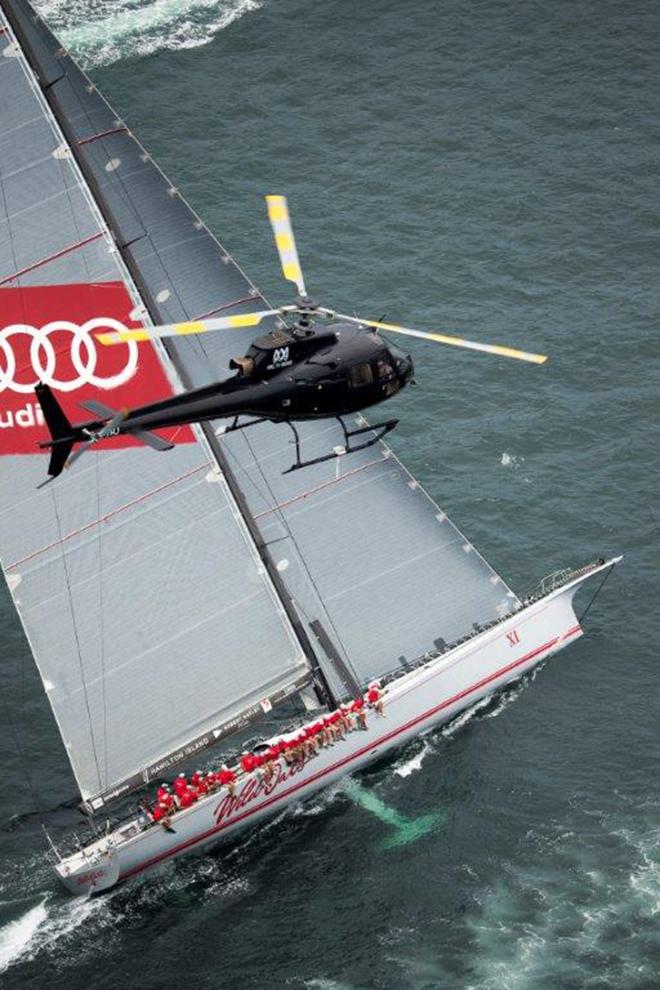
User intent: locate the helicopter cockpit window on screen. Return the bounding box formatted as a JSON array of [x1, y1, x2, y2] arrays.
[[350, 363, 374, 387], [374, 357, 395, 381]]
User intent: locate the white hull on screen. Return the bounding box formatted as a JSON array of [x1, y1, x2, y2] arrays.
[[54, 560, 616, 894]]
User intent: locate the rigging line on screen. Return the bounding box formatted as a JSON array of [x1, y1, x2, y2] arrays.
[[237, 428, 362, 691], [51, 488, 104, 797], [95, 451, 109, 791], [578, 563, 615, 624]]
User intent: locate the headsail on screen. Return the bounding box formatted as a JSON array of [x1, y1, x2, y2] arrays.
[[0, 4, 310, 808]]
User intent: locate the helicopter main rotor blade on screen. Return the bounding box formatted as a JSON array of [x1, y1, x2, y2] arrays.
[[320, 310, 548, 365], [97, 308, 294, 346], [265, 195, 308, 298]]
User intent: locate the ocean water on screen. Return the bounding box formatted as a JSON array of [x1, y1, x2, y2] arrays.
[[1, 0, 658, 987]]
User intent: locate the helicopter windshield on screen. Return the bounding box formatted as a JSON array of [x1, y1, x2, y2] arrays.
[[387, 341, 409, 362], [373, 356, 395, 381]]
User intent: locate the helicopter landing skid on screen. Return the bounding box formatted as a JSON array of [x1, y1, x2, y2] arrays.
[[283, 416, 398, 474]]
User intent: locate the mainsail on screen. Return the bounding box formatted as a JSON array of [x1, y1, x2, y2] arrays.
[[0, 2, 310, 809], [0, 0, 520, 808]]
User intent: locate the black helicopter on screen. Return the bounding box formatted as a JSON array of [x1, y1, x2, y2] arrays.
[[36, 195, 547, 481]]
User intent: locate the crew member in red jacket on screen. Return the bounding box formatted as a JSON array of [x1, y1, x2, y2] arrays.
[[240, 752, 256, 774], [366, 683, 384, 716], [218, 765, 236, 795], [173, 773, 189, 796], [178, 786, 197, 809]]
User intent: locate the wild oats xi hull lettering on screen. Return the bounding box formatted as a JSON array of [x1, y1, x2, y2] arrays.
[[214, 760, 306, 825]]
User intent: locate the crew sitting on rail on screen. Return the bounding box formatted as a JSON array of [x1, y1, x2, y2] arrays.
[[149, 688, 389, 824], [351, 695, 368, 729], [217, 765, 236, 794], [152, 801, 172, 825], [173, 773, 189, 796], [366, 682, 384, 715], [178, 785, 198, 809], [240, 751, 256, 774]]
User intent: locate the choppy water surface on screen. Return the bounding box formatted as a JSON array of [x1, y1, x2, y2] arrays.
[[1, 0, 658, 987]]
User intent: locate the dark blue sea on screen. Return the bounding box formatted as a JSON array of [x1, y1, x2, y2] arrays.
[[1, 0, 658, 986]]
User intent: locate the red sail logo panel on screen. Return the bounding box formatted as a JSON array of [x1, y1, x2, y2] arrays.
[[0, 282, 194, 454]]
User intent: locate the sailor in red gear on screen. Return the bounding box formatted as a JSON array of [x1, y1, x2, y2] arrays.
[[156, 784, 170, 803], [366, 683, 384, 715], [173, 773, 188, 795], [282, 739, 296, 764], [219, 765, 236, 787], [190, 770, 203, 788], [352, 695, 368, 728], [240, 752, 256, 774], [151, 801, 177, 833], [178, 787, 197, 809], [195, 776, 209, 797]]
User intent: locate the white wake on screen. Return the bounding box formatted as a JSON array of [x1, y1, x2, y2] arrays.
[[0, 893, 109, 975], [34, 0, 263, 67], [0, 899, 47, 974]]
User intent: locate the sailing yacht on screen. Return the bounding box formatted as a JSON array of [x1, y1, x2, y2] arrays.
[[0, 0, 620, 894]]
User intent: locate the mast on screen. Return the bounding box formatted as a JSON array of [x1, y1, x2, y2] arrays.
[[0, 0, 335, 713]]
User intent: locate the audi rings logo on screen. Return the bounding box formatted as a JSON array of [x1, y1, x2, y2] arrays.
[[0, 318, 138, 394]]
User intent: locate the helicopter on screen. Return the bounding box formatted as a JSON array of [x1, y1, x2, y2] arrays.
[[36, 195, 547, 482]]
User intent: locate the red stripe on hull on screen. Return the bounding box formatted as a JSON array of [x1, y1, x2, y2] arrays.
[[121, 626, 581, 881]]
